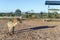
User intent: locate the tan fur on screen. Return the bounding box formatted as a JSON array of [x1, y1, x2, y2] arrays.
[[7, 18, 20, 33]]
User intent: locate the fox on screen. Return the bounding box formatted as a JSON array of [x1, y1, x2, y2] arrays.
[[7, 17, 22, 35]]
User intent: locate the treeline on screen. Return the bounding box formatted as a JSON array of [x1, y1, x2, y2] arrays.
[[22, 12, 60, 19], [0, 9, 21, 17], [0, 9, 60, 19]]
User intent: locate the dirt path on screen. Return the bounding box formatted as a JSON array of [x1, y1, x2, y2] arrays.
[[0, 19, 60, 40]]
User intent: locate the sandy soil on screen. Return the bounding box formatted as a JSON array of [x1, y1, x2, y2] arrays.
[[0, 19, 60, 40]]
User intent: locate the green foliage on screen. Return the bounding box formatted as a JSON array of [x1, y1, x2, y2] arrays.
[[0, 9, 60, 19], [15, 9, 21, 16], [22, 12, 60, 19]]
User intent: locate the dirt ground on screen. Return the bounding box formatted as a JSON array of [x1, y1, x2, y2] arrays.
[[0, 19, 60, 40]]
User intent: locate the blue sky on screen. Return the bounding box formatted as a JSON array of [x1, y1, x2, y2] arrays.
[[0, 0, 60, 13]]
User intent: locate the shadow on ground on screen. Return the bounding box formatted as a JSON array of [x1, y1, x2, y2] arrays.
[[15, 26, 56, 34]]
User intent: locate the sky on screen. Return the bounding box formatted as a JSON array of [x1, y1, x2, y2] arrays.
[[0, 0, 60, 13]]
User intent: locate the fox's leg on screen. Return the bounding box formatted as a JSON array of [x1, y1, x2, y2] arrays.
[[12, 26, 15, 34], [8, 26, 13, 34]]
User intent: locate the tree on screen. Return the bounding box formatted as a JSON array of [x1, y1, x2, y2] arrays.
[[54, 12, 59, 18], [40, 12, 44, 18], [25, 12, 29, 18], [15, 9, 21, 16]]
